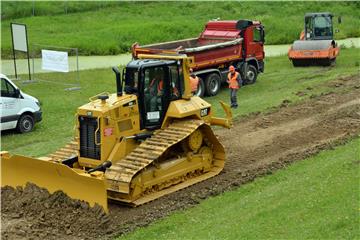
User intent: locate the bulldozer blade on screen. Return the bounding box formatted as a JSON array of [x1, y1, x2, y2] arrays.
[[1, 154, 109, 212]]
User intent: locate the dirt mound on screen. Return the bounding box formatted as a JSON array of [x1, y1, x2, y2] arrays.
[[1, 184, 111, 240], [2, 75, 360, 239]]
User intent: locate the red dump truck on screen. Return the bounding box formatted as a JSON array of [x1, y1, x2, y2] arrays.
[[132, 19, 265, 96]]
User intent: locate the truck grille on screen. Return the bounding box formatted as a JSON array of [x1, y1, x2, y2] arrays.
[[79, 116, 101, 160]]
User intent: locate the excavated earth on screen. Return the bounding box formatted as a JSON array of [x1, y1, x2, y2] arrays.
[[1, 75, 360, 240]]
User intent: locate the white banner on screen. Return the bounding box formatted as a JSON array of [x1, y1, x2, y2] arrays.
[[11, 23, 28, 52], [41, 49, 69, 72]]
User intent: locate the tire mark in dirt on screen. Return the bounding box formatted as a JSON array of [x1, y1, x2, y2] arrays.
[[234, 97, 359, 150]]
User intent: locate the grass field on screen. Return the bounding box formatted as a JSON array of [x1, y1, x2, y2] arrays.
[[1, 1, 360, 57], [119, 137, 360, 239], [1, 47, 359, 157]]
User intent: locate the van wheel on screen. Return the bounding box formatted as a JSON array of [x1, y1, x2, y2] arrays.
[[245, 65, 257, 85], [194, 77, 205, 97], [17, 114, 34, 133], [205, 73, 221, 96]]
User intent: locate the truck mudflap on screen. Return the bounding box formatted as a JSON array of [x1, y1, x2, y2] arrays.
[[1, 153, 109, 212]]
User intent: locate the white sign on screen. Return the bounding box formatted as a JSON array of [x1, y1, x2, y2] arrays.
[[147, 111, 160, 120], [41, 50, 69, 72], [11, 23, 28, 52]]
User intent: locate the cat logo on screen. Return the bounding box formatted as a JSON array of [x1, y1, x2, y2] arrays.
[[200, 107, 210, 117]]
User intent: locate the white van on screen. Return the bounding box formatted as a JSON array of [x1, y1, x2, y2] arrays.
[[0, 74, 42, 133]]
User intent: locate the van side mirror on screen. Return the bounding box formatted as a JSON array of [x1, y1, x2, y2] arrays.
[[338, 16, 342, 24]]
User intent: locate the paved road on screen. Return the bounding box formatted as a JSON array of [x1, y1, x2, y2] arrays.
[[1, 37, 359, 76]]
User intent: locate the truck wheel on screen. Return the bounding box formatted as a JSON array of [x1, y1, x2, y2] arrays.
[[17, 114, 34, 133], [245, 65, 257, 85], [194, 77, 205, 97], [205, 73, 221, 96]]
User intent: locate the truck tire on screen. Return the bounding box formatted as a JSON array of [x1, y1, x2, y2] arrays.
[[205, 73, 221, 96], [194, 77, 205, 97], [245, 65, 257, 85], [17, 114, 34, 133]]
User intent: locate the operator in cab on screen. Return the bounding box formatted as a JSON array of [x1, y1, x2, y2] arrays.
[[149, 70, 164, 111]]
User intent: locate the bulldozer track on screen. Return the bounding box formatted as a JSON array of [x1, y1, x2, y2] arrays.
[[35, 119, 223, 206], [105, 119, 205, 192], [47, 140, 78, 162]]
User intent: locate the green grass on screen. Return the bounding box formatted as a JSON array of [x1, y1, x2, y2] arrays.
[[1, 1, 121, 20], [119, 138, 360, 240], [1, 48, 359, 156], [1, 1, 359, 57]]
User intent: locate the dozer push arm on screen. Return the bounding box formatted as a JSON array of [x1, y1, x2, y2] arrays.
[[210, 101, 233, 129]]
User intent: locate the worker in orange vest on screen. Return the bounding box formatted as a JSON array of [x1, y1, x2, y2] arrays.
[[149, 72, 164, 111], [189, 68, 199, 95], [227, 65, 242, 108]]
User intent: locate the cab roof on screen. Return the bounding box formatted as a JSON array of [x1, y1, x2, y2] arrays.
[[126, 59, 176, 69], [305, 12, 333, 18]]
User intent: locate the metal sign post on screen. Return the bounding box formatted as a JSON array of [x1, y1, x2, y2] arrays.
[[10, 23, 31, 81]]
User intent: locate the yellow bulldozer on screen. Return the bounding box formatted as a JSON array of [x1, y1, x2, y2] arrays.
[[1, 55, 232, 212]]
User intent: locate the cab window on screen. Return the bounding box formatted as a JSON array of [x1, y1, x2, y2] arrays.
[[314, 16, 333, 37], [305, 17, 314, 39], [143, 67, 167, 126], [169, 64, 181, 100], [1, 78, 16, 98], [124, 68, 139, 94], [253, 27, 262, 42]]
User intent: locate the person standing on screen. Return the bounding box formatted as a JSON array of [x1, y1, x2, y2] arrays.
[[227, 65, 242, 108]]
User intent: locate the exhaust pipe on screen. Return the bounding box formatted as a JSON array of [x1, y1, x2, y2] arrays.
[[112, 66, 123, 96]]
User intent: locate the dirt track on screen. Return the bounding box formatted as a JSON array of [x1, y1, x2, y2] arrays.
[[1, 75, 360, 240]]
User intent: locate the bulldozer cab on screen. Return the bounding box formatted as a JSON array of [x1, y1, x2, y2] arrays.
[[304, 12, 334, 40], [124, 59, 184, 130]]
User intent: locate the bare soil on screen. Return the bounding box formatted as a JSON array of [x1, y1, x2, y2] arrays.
[[1, 75, 360, 240]]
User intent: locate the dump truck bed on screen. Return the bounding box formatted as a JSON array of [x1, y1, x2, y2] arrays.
[[133, 37, 243, 70], [132, 20, 246, 70]]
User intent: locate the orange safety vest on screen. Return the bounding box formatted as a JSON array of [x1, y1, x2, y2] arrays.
[[227, 72, 240, 89], [150, 78, 163, 94], [190, 76, 199, 92]]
